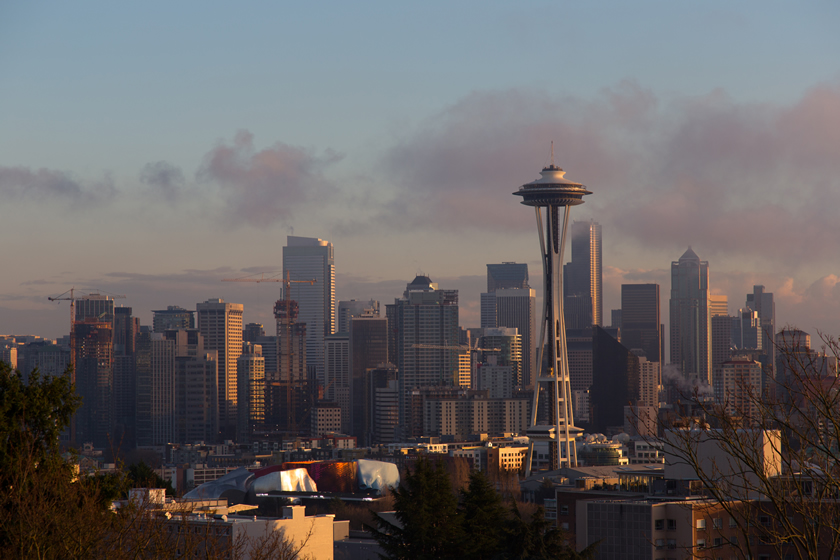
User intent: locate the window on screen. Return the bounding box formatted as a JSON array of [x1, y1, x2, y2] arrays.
[[667, 539, 676, 549], [560, 505, 569, 515], [655, 519, 664, 530], [713, 518, 722, 529], [697, 539, 705, 549], [729, 517, 736, 529], [655, 539, 664, 549], [714, 537, 722, 547], [668, 519, 677, 530], [759, 515, 771, 527], [696, 519, 706, 530]]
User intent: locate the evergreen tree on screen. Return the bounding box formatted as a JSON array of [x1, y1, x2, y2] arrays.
[[369, 456, 463, 560], [459, 469, 508, 560]]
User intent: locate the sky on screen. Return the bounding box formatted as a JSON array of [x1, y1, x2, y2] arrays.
[[2, 1, 840, 351]]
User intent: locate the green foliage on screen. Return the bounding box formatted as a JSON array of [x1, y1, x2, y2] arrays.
[[459, 470, 508, 560], [370, 461, 598, 560], [369, 456, 463, 560], [0, 362, 108, 558], [127, 460, 175, 496], [0, 363, 80, 467]]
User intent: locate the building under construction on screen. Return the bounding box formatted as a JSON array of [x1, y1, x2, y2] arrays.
[[264, 298, 311, 436]]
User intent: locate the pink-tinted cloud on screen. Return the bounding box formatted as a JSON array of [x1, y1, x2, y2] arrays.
[[376, 81, 840, 271], [197, 130, 340, 227]]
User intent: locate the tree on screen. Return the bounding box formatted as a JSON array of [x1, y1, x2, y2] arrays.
[[370, 459, 597, 560], [126, 460, 175, 496], [459, 470, 509, 560], [0, 362, 305, 560], [369, 456, 463, 560], [645, 330, 840, 560]]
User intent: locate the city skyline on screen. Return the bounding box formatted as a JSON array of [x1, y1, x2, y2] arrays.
[[2, 3, 840, 341]]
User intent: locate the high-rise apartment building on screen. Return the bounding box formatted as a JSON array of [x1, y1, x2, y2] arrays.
[[113, 307, 139, 450], [621, 284, 662, 364], [714, 357, 762, 424], [324, 333, 350, 433], [74, 318, 113, 448], [477, 327, 522, 389], [486, 262, 529, 292], [165, 329, 218, 445], [746, 285, 775, 381], [350, 316, 388, 445], [73, 293, 115, 448], [283, 236, 335, 388], [386, 275, 459, 438], [369, 364, 399, 445], [237, 342, 265, 443], [152, 306, 195, 333], [669, 248, 712, 385], [563, 220, 603, 328], [196, 298, 244, 440], [480, 263, 535, 387]]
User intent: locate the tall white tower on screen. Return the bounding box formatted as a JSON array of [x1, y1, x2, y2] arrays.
[[514, 147, 591, 473]]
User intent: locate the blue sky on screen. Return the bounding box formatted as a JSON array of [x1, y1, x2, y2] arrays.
[[2, 1, 840, 343]]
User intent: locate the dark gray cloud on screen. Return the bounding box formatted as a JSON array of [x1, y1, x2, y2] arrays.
[[0, 165, 116, 205], [197, 130, 341, 227], [139, 161, 185, 202]]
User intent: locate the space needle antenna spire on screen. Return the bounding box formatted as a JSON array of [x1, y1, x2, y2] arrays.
[[514, 144, 592, 474]]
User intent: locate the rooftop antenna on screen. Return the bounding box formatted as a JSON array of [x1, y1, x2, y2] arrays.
[[550, 140, 555, 167]]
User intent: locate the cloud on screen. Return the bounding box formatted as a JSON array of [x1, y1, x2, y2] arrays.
[[139, 161, 185, 202], [375, 81, 840, 272], [197, 130, 341, 227], [0, 165, 116, 206]]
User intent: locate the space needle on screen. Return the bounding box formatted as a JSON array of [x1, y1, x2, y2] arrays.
[[514, 143, 591, 474]]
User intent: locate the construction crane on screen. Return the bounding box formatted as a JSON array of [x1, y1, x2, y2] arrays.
[[222, 271, 315, 436], [411, 344, 501, 352]]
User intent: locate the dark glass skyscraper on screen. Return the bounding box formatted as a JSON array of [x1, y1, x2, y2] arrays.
[[620, 284, 662, 364]]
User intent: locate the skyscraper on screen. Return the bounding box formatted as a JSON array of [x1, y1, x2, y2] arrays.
[[74, 318, 113, 448], [152, 306, 195, 333], [350, 316, 388, 445], [386, 275, 459, 438], [196, 298, 244, 440], [669, 247, 712, 385], [237, 342, 265, 443], [283, 236, 335, 388], [113, 306, 138, 450], [621, 284, 662, 364], [487, 262, 529, 292], [73, 293, 115, 448], [746, 285, 775, 381], [166, 329, 218, 445], [563, 220, 603, 328], [267, 297, 309, 435], [480, 263, 536, 387], [324, 333, 350, 433], [591, 326, 639, 434]]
